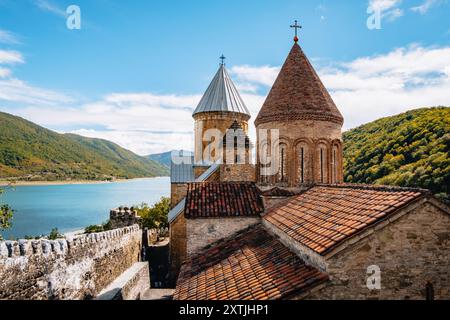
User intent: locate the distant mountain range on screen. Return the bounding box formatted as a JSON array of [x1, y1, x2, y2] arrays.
[[146, 150, 193, 168], [344, 107, 449, 202], [0, 112, 169, 182]]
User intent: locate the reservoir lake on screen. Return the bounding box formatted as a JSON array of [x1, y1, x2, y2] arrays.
[[1, 177, 170, 239]]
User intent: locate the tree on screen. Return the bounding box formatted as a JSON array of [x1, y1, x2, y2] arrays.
[[135, 197, 170, 229], [0, 187, 14, 233]]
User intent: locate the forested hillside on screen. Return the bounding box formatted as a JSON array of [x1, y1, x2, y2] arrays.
[[0, 112, 169, 181], [344, 107, 449, 202]]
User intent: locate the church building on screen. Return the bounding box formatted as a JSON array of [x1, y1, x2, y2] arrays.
[[168, 25, 450, 300]]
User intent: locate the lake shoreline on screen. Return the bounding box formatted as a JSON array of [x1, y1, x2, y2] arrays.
[[0, 176, 169, 187]]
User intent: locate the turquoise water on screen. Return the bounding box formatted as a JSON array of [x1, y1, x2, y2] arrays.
[[1, 177, 170, 240]]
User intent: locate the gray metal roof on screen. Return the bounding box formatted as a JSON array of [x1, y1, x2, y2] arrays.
[[193, 64, 250, 116], [170, 155, 195, 184]]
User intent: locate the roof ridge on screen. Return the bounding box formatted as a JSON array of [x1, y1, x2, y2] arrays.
[[314, 183, 431, 194]]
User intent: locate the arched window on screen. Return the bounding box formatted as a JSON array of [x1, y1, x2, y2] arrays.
[[297, 142, 309, 184], [317, 143, 328, 183], [278, 143, 288, 183], [331, 145, 339, 184]]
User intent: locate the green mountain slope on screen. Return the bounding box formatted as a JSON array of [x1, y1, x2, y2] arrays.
[[0, 111, 169, 181], [344, 107, 450, 202]]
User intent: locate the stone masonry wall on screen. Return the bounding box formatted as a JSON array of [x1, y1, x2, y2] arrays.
[[0, 225, 142, 300], [303, 201, 450, 300], [186, 217, 260, 257], [171, 184, 188, 208], [220, 164, 256, 182], [169, 213, 187, 277]]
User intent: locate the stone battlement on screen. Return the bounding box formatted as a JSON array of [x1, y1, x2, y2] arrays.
[[0, 225, 140, 259], [110, 207, 140, 228], [0, 225, 142, 300]]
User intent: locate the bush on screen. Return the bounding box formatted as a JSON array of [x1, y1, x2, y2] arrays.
[[84, 220, 112, 234], [48, 228, 64, 240], [0, 187, 14, 232], [135, 197, 170, 230]]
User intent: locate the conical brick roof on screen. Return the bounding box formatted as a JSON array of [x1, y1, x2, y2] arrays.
[[255, 43, 343, 126]]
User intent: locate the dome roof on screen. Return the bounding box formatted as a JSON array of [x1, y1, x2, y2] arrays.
[[193, 64, 250, 117]]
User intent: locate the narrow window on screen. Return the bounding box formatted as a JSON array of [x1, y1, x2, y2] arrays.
[[320, 148, 324, 183], [332, 148, 336, 183], [300, 147, 304, 183], [426, 282, 434, 301], [281, 148, 285, 181]]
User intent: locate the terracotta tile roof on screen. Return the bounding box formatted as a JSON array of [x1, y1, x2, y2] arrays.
[[173, 224, 328, 300], [264, 184, 426, 255], [255, 43, 344, 127], [185, 182, 264, 218]]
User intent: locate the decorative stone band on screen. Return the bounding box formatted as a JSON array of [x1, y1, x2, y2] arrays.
[[254, 112, 344, 127], [0, 225, 140, 259]]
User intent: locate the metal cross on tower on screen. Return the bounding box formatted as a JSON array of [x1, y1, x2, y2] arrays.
[[220, 54, 226, 66], [290, 20, 302, 42]]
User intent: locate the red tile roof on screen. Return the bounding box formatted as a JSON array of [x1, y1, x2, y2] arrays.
[[185, 182, 264, 219], [173, 224, 328, 300], [255, 43, 343, 127], [264, 185, 426, 255]]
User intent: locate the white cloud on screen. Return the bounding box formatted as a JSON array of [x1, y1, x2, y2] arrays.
[[231, 65, 280, 87], [33, 0, 66, 17], [69, 129, 194, 156], [369, 0, 402, 11], [320, 45, 450, 129], [0, 50, 24, 64], [3, 43, 449, 155], [226, 44, 450, 131], [369, 0, 404, 21], [0, 78, 74, 105], [0, 67, 11, 78], [0, 29, 20, 44], [411, 0, 438, 14]]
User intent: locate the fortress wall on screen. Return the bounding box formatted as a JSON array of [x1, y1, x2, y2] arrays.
[[0, 225, 142, 300]]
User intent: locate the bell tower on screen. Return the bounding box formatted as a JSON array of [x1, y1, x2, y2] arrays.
[[192, 56, 251, 168]]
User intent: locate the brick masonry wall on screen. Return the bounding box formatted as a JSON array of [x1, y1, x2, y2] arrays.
[[0, 225, 142, 300], [302, 201, 450, 300], [220, 164, 256, 182], [186, 217, 260, 256], [256, 119, 343, 187]]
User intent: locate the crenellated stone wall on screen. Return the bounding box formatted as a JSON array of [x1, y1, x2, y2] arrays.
[[0, 225, 142, 300], [110, 207, 140, 229]]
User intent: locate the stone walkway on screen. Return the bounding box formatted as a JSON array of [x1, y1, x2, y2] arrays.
[[141, 288, 174, 300]]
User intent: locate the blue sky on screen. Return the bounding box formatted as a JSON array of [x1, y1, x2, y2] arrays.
[[0, 0, 449, 154]]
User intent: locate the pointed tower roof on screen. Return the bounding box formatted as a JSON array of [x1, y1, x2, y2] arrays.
[[255, 43, 343, 126], [193, 64, 250, 117]]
